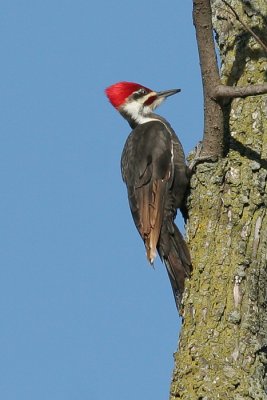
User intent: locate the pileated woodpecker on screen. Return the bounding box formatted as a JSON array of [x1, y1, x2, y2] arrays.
[[105, 81, 191, 309]]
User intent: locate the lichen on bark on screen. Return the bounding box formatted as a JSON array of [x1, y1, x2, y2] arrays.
[[170, 1, 267, 399]]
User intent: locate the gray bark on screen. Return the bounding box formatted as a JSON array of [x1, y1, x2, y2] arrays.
[[170, 1, 267, 398]]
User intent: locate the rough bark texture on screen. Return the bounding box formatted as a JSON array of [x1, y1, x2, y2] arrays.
[[170, 1, 267, 399]]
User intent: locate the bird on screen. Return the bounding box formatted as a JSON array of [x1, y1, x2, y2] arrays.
[[105, 81, 191, 309]]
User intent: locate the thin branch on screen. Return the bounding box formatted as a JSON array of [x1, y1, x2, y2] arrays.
[[221, 0, 267, 54], [193, 0, 224, 158], [192, 0, 266, 160], [213, 83, 267, 99]]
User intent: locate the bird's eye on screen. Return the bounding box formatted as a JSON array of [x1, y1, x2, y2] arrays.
[[132, 88, 147, 100], [138, 88, 147, 95]]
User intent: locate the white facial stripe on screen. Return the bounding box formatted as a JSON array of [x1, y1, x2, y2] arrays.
[[122, 94, 165, 124], [150, 97, 164, 110], [122, 102, 156, 124]]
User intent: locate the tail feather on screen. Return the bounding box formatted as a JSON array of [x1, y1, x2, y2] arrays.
[[157, 222, 191, 309]]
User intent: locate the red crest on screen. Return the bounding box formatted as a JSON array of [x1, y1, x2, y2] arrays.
[[105, 81, 151, 108]]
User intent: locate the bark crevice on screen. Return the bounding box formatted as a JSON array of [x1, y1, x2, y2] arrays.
[[170, 1, 267, 398]]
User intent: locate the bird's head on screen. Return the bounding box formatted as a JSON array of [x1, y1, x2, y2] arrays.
[[105, 81, 180, 124]]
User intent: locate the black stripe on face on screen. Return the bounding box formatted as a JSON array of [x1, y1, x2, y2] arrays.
[[131, 88, 148, 100]]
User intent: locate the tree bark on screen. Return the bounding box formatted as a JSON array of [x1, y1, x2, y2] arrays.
[[170, 1, 267, 398]]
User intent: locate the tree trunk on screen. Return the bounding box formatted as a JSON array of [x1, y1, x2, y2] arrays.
[[170, 1, 267, 398]]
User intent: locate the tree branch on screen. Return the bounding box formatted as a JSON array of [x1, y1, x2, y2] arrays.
[[193, 0, 267, 160], [213, 83, 267, 99], [193, 0, 225, 158]]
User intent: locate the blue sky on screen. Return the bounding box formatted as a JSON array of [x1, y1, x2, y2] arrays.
[[0, 1, 203, 399]]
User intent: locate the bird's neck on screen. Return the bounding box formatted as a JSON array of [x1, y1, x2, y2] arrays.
[[120, 109, 165, 129]]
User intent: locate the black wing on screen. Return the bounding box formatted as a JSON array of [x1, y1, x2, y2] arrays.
[[121, 120, 175, 263]]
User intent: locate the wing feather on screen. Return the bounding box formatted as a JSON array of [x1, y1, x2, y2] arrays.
[[121, 121, 173, 263]]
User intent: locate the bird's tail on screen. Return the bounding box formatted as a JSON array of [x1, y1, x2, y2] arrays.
[[157, 221, 192, 310]]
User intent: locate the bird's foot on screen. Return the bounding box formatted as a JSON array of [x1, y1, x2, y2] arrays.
[[188, 142, 218, 172]]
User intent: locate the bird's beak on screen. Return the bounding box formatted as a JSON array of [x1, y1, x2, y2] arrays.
[[156, 88, 181, 98]]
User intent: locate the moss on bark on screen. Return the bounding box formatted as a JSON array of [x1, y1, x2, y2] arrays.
[[170, 1, 267, 398]]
